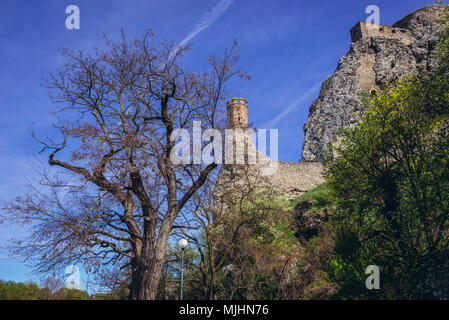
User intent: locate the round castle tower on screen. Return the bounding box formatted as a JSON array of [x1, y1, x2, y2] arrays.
[[227, 97, 248, 129]]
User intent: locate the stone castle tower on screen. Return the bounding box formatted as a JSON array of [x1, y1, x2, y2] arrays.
[[227, 97, 248, 129], [350, 21, 413, 44]]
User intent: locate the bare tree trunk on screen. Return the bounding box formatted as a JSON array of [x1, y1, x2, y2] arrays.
[[132, 259, 165, 300], [129, 241, 166, 300], [128, 258, 140, 299], [131, 209, 176, 300], [209, 275, 217, 300], [209, 249, 217, 300]]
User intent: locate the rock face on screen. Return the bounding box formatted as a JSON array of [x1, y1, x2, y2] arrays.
[[301, 5, 443, 162]]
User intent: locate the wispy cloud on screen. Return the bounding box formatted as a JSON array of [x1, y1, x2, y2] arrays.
[[169, 0, 234, 59], [261, 84, 320, 129]]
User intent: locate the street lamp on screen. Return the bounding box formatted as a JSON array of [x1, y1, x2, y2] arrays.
[[84, 271, 90, 300], [177, 238, 188, 300]]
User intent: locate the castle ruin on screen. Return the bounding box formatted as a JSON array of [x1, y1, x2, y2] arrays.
[[302, 5, 443, 162], [350, 21, 413, 45], [350, 22, 415, 92], [221, 98, 324, 199], [223, 5, 443, 196]]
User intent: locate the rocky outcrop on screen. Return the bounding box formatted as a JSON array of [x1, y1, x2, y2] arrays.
[[301, 5, 443, 162]]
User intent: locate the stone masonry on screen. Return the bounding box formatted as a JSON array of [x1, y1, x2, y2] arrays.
[[220, 98, 324, 199], [301, 5, 443, 162], [350, 21, 414, 45]]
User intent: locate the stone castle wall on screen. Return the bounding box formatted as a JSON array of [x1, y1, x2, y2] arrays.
[[350, 21, 414, 45], [262, 161, 324, 198], [220, 98, 324, 199]]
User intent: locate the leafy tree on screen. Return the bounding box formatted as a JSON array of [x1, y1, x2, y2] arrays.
[[0, 280, 42, 300], [324, 4, 449, 299], [326, 51, 449, 301], [60, 288, 88, 300]]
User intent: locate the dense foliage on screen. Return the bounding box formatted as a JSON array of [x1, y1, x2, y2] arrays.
[[324, 4, 449, 299], [0, 279, 93, 300]]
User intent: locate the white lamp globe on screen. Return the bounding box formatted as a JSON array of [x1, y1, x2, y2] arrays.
[[178, 238, 188, 250]]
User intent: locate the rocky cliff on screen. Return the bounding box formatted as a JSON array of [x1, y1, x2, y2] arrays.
[[301, 4, 443, 162]]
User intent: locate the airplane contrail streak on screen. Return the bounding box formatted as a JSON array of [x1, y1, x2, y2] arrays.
[[261, 83, 321, 129], [169, 0, 234, 60]]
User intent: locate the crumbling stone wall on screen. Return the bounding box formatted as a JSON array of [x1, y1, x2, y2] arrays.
[[218, 98, 325, 200], [350, 21, 413, 45], [261, 162, 324, 199]]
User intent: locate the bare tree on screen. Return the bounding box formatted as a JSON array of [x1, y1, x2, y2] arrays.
[[1, 31, 246, 300], [96, 266, 131, 300], [40, 276, 64, 300]]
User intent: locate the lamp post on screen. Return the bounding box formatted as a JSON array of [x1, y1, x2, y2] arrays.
[[84, 271, 89, 300], [177, 238, 188, 300]]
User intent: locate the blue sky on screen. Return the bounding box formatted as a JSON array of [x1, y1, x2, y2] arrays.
[[0, 0, 434, 284]]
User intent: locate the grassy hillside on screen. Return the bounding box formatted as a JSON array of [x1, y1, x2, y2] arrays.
[[290, 183, 334, 210]]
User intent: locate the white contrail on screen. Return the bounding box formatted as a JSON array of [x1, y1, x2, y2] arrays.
[[261, 84, 321, 129], [169, 0, 234, 60]]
